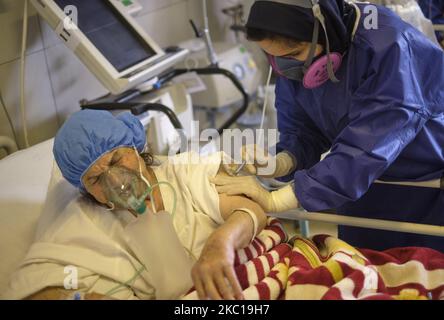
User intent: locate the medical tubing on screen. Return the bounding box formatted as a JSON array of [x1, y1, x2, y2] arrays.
[[234, 67, 272, 177], [158, 68, 250, 134], [148, 181, 177, 218], [133, 144, 177, 217], [202, 0, 219, 66], [149, 178, 195, 261], [233, 66, 272, 177], [20, 0, 30, 148], [189, 19, 201, 38], [258, 66, 273, 146], [103, 180, 177, 298], [82, 102, 187, 154], [134, 146, 153, 214], [104, 265, 147, 298], [239, 67, 288, 178], [81, 102, 184, 130], [103, 183, 178, 297]]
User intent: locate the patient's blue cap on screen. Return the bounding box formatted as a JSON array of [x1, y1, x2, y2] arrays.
[[53, 110, 146, 189]]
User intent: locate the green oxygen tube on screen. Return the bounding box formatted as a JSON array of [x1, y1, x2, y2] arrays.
[[134, 146, 177, 217]]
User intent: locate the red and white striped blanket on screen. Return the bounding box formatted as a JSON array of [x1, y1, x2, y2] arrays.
[[184, 218, 444, 300]]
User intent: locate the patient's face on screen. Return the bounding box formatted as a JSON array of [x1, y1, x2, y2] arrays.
[[82, 147, 150, 207]]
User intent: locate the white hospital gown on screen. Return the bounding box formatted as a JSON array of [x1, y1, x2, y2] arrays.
[[154, 151, 224, 258]]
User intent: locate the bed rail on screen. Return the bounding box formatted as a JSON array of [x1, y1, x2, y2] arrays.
[[270, 210, 444, 237], [266, 177, 444, 237]]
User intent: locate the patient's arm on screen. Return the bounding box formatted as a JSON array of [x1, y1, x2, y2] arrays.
[[191, 193, 267, 300]]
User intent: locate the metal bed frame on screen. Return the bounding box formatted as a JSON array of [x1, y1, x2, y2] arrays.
[[274, 209, 444, 238], [274, 179, 444, 238]]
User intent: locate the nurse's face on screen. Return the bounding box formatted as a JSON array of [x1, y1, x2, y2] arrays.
[[257, 38, 323, 61]]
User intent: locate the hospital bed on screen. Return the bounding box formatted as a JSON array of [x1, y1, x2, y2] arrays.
[[1, 138, 443, 297]]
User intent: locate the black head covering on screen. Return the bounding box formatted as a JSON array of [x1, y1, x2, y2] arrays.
[[246, 0, 356, 54]]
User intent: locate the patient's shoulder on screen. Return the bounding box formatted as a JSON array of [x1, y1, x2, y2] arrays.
[[165, 151, 223, 166], [154, 151, 223, 183]]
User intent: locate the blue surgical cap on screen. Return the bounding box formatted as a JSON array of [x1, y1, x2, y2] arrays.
[[53, 110, 146, 189]]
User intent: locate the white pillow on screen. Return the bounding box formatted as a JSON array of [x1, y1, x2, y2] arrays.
[[0, 139, 54, 296], [34, 161, 79, 240]]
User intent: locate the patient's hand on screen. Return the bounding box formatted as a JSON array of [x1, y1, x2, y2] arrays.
[[191, 230, 243, 301]]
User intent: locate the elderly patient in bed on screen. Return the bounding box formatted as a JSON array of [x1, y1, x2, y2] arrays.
[[5, 110, 267, 301]]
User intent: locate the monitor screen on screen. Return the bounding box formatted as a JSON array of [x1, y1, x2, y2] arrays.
[[55, 0, 157, 72]]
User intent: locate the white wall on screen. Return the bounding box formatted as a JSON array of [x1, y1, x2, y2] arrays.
[[0, 0, 204, 157]]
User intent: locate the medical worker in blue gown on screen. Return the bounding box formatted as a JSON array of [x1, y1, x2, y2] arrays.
[[212, 0, 444, 252]]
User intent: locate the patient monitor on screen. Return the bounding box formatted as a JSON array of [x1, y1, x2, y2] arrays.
[[31, 0, 189, 94]]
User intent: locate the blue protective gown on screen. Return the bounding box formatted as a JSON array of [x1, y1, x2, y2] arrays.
[[418, 0, 444, 42], [276, 3, 444, 252]]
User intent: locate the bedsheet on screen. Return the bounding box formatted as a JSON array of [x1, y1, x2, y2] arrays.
[[184, 218, 444, 300]]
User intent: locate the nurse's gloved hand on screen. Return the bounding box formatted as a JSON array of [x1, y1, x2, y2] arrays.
[[229, 145, 296, 178], [241, 144, 272, 176], [211, 176, 299, 213], [211, 175, 272, 211]]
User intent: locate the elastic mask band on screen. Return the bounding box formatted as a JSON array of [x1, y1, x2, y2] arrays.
[[312, 3, 339, 83]]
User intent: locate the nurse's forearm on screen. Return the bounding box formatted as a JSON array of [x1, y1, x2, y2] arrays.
[[269, 184, 300, 213]]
